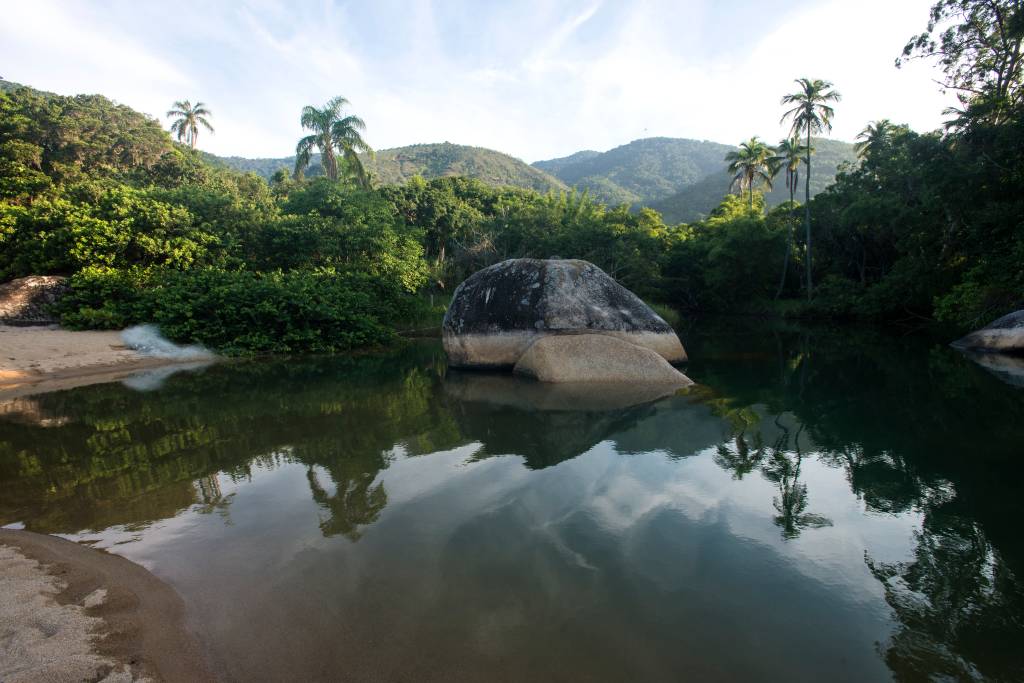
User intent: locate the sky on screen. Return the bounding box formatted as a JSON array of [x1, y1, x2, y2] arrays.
[[0, 0, 957, 162]]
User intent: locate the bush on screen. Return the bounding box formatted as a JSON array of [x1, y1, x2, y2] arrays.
[[58, 268, 410, 354]]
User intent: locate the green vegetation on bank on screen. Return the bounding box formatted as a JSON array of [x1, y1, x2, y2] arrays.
[[0, 0, 1020, 352]]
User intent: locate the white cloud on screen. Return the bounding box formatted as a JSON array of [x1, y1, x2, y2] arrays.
[[0, 0, 957, 160]]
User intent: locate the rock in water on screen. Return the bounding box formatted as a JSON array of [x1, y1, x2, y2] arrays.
[[443, 258, 686, 368], [0, 276, 69, 326], [514, 334, 693, 385], [952, 310, 1024, 354]]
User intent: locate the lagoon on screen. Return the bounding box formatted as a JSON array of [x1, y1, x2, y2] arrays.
[[2, 320, 1022, 681]]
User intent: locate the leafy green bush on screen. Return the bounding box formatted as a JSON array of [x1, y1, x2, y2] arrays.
[[59, 268, 408, 354]]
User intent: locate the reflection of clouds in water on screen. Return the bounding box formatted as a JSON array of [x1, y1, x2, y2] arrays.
[[121, 361, 214, 392]]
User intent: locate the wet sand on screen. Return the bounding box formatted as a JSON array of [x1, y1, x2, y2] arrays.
[[0, 529, 216, 682], [0, 326, 202, 399]]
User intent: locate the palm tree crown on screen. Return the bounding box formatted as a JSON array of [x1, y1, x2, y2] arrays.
[[780, 78, 841, 300], [295, 96, 373, 187], [771, 137, 810, 202], [854, 119, 902, 159], [166, 100, 214, 149], [725, 137, 777, 211]]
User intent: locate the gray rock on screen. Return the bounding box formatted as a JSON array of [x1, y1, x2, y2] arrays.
[[513, 334, 694, 385], [0, 276, 69, 326], [443, 258, 686, 368], [952, 310, 1024, 354]]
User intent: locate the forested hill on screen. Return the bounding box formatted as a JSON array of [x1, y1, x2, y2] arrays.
[[651, 138, 858, 222], [534, 137, 857, 222], [534, 138, 735, 207], [210, 143, 567, 193]]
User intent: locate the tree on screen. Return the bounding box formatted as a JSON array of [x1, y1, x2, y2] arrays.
[[166, 101, 213, 149], [771, 137, 809, 298], [898, 0, 1024, 126], [781, 78, 841, 299], [294, 97, 373, 187], [854, 119, 900, 158], [724, 137, 777, 211]]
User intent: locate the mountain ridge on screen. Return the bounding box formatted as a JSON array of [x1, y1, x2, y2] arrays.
[[208, 142, 567, 193], [532, 136, 857, 222]]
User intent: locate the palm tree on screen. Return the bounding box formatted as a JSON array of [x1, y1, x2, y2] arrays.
[[166, 100, 214, 149], [781, 78, 841, 300], [724, 137, 776, 211], [854, 119, 896, 159], [771, 137, 810, 298], [294, 96, 373, 187]]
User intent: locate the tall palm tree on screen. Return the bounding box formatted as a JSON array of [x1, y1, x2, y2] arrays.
[[854, 119, 895, 159], [166, 100, 214, 149], [725, 137, 776, 211], [294, 96, 373, 187], [781, 78, 841, 300], [771, 137, 810, 298]]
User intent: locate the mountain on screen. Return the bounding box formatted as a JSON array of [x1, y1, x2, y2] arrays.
[[209, 142, 567, 193], [650, 138, 858, 222], [533, 137, 735, 207], [533, 136, 858, 223]]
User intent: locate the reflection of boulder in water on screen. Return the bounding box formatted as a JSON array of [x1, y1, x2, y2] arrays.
[[444, 372, 677, 469], [958, 350, 1024, 388]]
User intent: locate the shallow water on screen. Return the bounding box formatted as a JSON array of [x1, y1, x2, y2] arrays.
[[2, 320, 1023, 682]]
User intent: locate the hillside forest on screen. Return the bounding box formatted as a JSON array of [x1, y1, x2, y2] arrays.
[[0, 0, 1021, 354]]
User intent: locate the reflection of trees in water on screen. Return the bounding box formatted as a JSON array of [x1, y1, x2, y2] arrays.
[[712, 415, 831, 538], [868, 509, 1024, 682], [193, 474, 235, 524], [306, 465, 387, 540], [687, 319, 1024, 680]]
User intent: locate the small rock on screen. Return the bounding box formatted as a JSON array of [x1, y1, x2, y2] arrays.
[[0, 276, 69, 326]]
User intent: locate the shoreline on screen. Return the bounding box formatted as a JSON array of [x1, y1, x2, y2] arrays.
[[0, 529, 216, 682], [0, 325, 214, 399]]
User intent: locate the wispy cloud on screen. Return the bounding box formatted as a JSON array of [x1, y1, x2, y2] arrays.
[[0, 0, 955, 161]]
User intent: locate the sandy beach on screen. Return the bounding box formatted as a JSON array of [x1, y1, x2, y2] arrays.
[[0, 529, 215, 682], [0, 325, 210, 399]]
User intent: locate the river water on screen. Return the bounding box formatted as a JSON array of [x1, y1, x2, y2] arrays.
[[2, 320, 1022, 681]]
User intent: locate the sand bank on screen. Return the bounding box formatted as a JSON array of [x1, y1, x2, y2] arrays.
[[0, 529, 215, 682], [0, 325, 211, 398]]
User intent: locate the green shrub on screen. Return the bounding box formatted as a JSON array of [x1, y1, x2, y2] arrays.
[[59, 268, 409, 354]]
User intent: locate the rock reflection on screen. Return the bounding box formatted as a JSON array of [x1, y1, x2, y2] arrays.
[[444, 371, 684, 469]]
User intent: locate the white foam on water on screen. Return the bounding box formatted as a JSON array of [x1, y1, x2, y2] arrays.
[[120, 324, 213, 360]]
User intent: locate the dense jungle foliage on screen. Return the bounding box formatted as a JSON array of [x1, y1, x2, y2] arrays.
[[0, 0, 1021, 352]]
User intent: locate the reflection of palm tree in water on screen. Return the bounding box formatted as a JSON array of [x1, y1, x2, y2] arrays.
[[762, 422, 831, 538], [715, 432, 766, 480], [194, 474, 235, 523], [714, 416, 831, 538], [306, 466, 387, 540]]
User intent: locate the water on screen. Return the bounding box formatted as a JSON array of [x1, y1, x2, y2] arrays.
[[1, 320, 1022, 682]]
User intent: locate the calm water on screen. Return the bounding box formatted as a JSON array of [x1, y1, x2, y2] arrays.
[[2, 320, 1023, 682]]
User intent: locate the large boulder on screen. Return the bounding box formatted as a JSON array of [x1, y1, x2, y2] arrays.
[[442, 258, 686, 368], [952, 310, 1024, 354], [513, 334, 693, 386], [0, 276, 68, 326]]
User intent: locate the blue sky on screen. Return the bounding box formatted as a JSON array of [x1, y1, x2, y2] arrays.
[[1, 0, 955, 161]]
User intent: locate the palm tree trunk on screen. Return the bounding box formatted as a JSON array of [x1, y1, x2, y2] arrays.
[[775, 174, 795, 299], [323, 144, 337, 181], [804, 128, 812, 301]]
